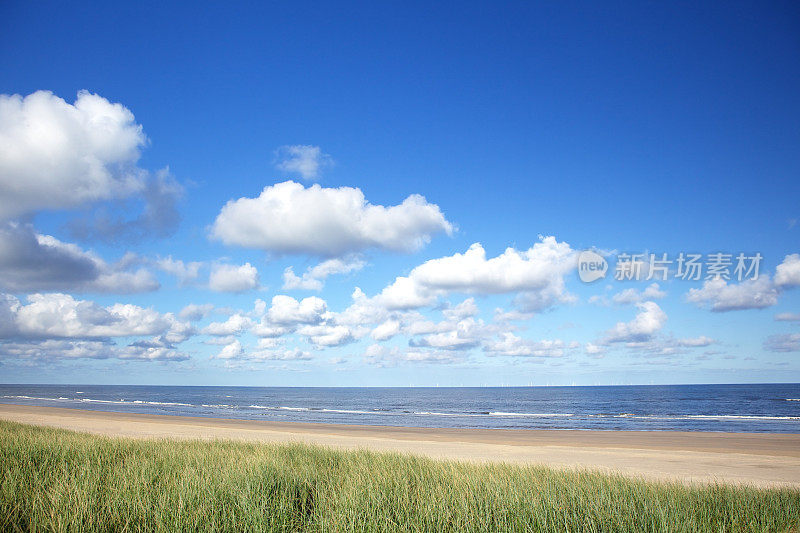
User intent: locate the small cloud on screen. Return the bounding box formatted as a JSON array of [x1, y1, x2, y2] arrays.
[[483, 333, 569, 357], [675, 336, 715, 347], [685, 255, 800, 312], [179, 303, 214, 321], [156, 256, 203, 286], [686, 277, 778, 312], [775, 254, 800, 289], [611, 283, 666, 305], [274, 145, 332, 181], [201, 314, 253, 336], [362, 343, 461, 367], [601, 301, 667, 344], [585, 343, 605, 357], [764, 333, 800, 352], [208, 263, 259, 293], [282, 256, 365, 291]]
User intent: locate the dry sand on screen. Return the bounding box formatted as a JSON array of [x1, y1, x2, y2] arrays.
[[2, 403, 799, 488]]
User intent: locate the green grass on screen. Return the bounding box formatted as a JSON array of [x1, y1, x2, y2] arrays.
[[1, 421, 798, 532]]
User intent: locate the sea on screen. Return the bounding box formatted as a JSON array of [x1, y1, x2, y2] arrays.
[[1, 383, 799, 433]]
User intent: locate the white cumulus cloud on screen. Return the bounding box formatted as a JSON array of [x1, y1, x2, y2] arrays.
[[208, 263, 259, 293], [364, 236, 575, 312], [484, 333, 570, 357], [282, 256, 365, 291], [775, 254, 800, 288], [215, 339, 244, 360], [2, 339, 189, 362], [0, 293, 192, 362], [179, 303, 215, 321], [210, 181, 452, 256], [686, 277, 779, 312], [201, 313, 253, 336], [156, 256, 203, 285], [612, 283, 666, 305], [362, 344, 461, 367], [410, 317, 492, 351], [602, 301, 667, 344], [686, 255, 800, 312], [297, 324, 354, 347], [370, 319, 401, 341], [3, 293, 177, 339], [0, 90, 147, 220], [266, 295, 328, 325]]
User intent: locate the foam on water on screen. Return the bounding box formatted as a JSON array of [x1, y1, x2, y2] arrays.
[[2, 384, 799, 433]]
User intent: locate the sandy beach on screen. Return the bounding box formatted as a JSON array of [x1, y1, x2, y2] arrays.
[[1, 403, 799, 488]]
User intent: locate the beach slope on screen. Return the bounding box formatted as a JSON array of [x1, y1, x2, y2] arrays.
[[1, 403, 798, 488]]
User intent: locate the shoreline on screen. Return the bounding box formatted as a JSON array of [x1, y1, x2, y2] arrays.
[[2, 403, 799, 488]]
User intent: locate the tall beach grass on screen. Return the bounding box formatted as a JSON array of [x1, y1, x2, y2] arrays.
[[1, 420, 798, 532]]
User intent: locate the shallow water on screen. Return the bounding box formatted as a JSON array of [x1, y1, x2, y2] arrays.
[[1, 383, 799, 433]]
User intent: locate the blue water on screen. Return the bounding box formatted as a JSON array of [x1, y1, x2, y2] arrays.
[[1, 384, 799, 433]]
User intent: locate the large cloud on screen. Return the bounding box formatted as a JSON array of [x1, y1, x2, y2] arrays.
[[366, 236, 575, 311], [0, 223, 158, 293], [210, 181, 453, 256], [1, 339, 189, 362], [0, 90, 147, 220], [0, 293, 183, 339], [409, 238, 574, 294], [0, 293, 192, 362]]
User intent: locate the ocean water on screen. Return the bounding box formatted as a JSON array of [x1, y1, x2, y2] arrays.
[[1, 383, 799, 433]]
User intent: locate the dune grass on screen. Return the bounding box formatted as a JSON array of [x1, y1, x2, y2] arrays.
[[1, 421, 799, 532]]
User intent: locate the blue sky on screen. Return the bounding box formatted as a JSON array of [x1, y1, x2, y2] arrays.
[[1, 1, 799, 385]]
